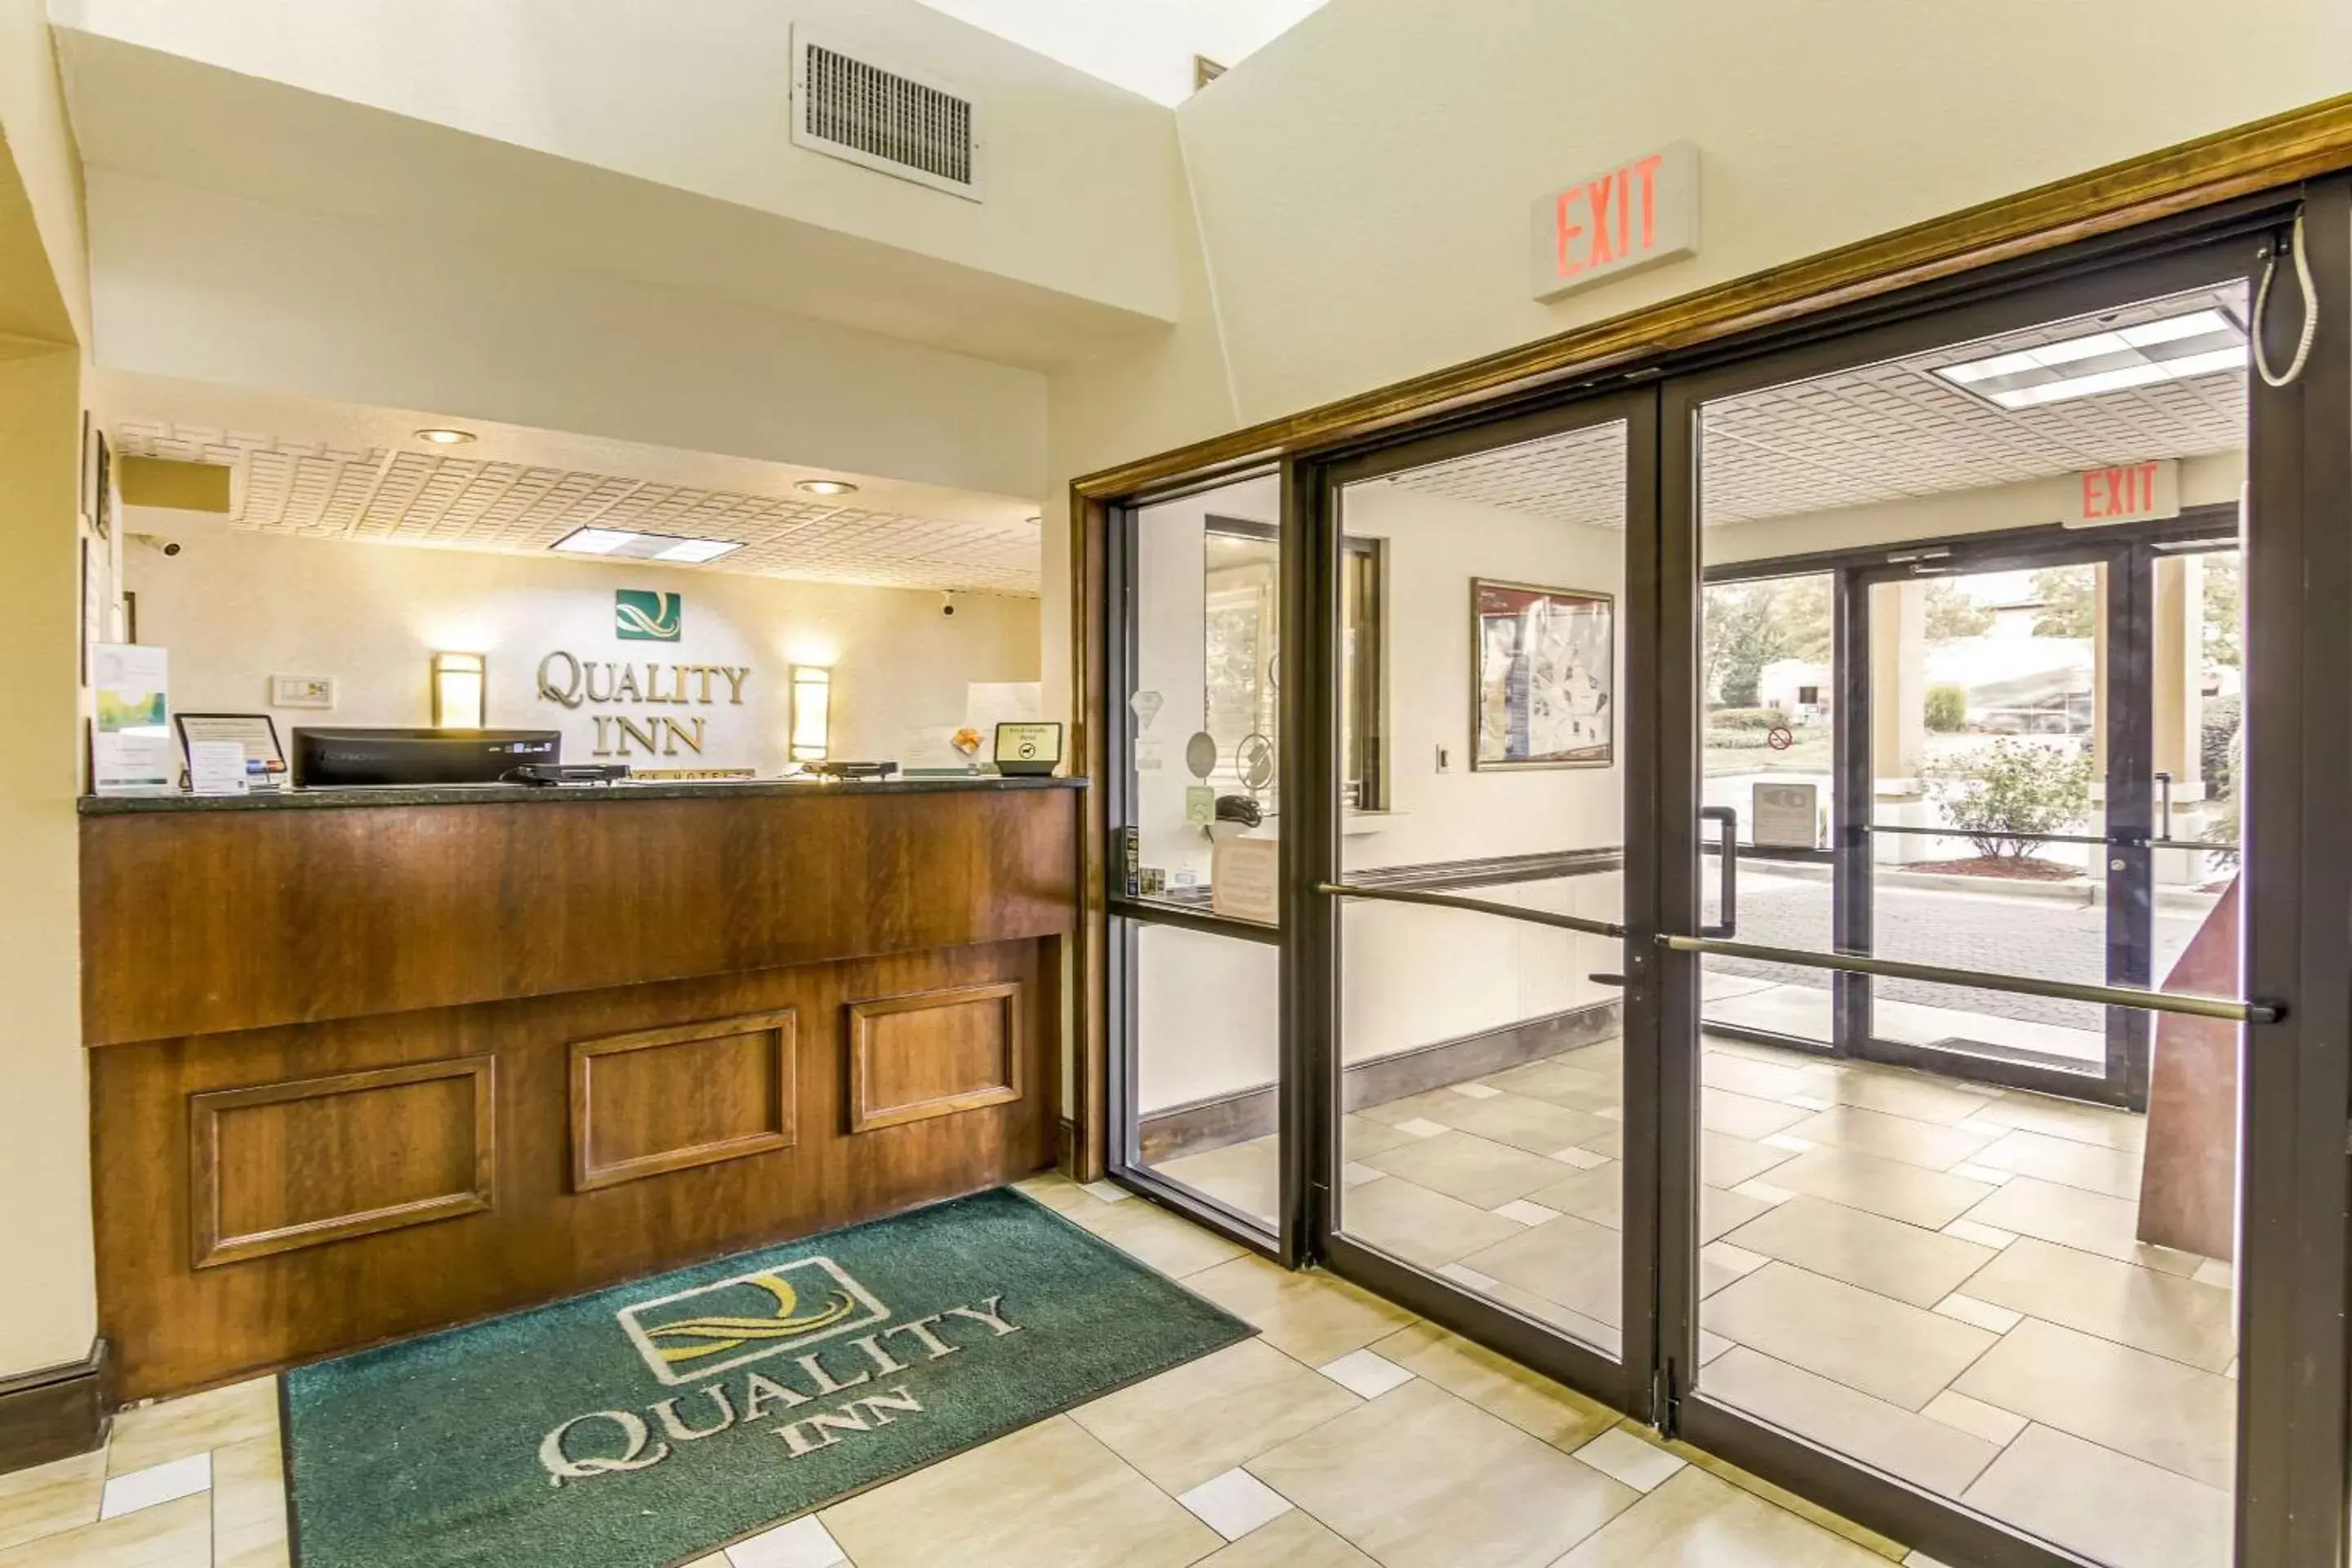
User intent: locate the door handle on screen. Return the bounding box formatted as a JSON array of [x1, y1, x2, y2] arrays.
[[1700, 806, 1737, 939], [1588, 973, 1627, 987]]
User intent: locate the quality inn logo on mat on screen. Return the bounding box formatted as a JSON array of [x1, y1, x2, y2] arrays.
[[617, 1258, 889, 1385], [615, 589, 682, 642]]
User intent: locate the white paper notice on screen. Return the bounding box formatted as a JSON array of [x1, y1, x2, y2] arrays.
[[1751, 781, 1820, 849], [189, 740, 250, 796], [1210, 835, 1280, 926]]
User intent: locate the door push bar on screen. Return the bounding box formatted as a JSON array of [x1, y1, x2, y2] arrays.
[[1314, 881, 1627, 940], [1656, 933, 2283, 1025]]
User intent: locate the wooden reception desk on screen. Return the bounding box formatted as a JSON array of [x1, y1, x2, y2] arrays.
[[80, 777, 1081, 1400]]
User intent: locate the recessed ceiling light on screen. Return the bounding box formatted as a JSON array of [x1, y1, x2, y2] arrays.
[[550, 527, 744, 564], [415, 427, 477, 446], [797, 479, 859, 497], [1933, 307, 2246, 410]]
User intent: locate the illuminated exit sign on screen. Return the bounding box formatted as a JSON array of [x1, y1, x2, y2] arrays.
[[2064, 459, 2180, 528], [1530, 142, 1699, 302]]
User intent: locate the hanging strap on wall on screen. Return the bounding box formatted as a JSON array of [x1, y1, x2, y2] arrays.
[[2253, 210, 2318, 389]]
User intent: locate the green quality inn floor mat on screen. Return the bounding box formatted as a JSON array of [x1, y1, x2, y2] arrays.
[[283, 1187, 1253, 1568]]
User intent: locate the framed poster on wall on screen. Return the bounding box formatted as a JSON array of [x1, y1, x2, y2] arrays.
[[1471, 577, 1614, 769]]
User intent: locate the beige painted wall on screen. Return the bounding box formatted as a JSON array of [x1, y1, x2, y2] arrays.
[[54, 0, 1187, 332], [126, 515, 1041, 774], [1043, 0, 2350, 721], [87, 171, 1049, 503], [0, 0, 96, 1382]]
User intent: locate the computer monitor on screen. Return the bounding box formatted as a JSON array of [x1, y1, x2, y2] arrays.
[[291, 728, 560, 787]]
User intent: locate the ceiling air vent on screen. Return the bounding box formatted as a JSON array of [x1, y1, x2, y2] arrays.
[[791, 27, 983, 202]]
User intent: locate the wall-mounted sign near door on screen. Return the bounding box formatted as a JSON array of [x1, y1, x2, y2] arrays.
[[1530, 141, 1699, 303]]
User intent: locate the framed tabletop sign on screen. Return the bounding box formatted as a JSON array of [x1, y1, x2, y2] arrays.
[[1472, 578, 1615, 770], [174, 712, 289, 786]]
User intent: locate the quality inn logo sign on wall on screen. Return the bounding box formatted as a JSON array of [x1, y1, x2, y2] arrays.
[[615, 589, 682, 642]]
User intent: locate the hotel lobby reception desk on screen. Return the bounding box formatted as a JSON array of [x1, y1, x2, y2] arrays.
[[79, 778, 1080, 1401]]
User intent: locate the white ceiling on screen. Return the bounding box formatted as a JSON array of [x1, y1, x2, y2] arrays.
[[114, 420, 1044, 595], [1386, 284, 2250, 529]]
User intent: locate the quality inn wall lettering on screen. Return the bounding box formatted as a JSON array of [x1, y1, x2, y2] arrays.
[[535, 650, 754, 759], [537, 1258, 1021, 1483]]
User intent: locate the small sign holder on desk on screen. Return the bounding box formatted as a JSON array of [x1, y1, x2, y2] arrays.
[[993, 721, 1063, 777]]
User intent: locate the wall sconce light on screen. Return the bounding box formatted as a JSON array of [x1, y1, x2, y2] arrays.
[[432, 651, 488, 729], [791, 665, 831, 762]]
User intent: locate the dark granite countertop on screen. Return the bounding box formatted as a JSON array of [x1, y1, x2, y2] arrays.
[[79, 774, 1085, 814]]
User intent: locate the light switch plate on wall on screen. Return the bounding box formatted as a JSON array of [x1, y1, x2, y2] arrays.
[[270, 674, 336, 709]]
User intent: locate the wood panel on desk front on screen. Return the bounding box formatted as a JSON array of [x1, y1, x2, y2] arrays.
[[81, 786, 1079, 1045], [91, 938, 1061, 1401]]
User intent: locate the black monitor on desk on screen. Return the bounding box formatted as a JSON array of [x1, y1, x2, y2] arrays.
[[291, 728, 560, 787]]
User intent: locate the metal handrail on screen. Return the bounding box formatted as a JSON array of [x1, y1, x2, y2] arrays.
[[1317, 881, 1627, 939], [1657, 933, 2282, 1023]]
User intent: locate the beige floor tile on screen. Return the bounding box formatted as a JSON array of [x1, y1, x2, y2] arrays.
[[211, 1434, 287, 1568], [1780, 1105, 1998, 1172], [1958, 1236, 2234, 1370], [1523, 1160, 1625, 1227], [1361, 1129, 1576, 1209], [820, 1416, 1216, 1568], [1194, 1507, 1379, 1566], [1184, 1254, 1417, 1365], [1703, 1347, 1998, 1497], [1064, 1192, 1248, 1277], [1342, 1114, 1417, 1159], [1963, 1092, 2148, 1152], [1960, 1178, 2201, 1275], [1954, 1317, 2235, 1489], [1702, 1087, 1812, 1140], [1247, 1379, 1637, 1568], [1703, 1263, 1997, 1410], [0, 1450, 105, 1553], [1822, 1069, 1996, 1127], [1700, 1130, 1803, 1188], [1718, 1196, 1998, 1310], [1522, 1165, 1777, 1243], [1701, 1048, 1838, 1104], [106, 1377, 279, 1477], [1556, 1039, 1624, 1074], [1155, 1138, 1281, 1225], [1340, 1175, 1528, 1267], [1549, 1465, 1891, 1566], [1962, 1423, 2227, 1568], [1970, 1128, 2143, 1200], [1370, 1321, 1616, 1451], [1068, 1338, 1361, 1494], [1459, 1213, 1624, 1329], [0, 1491, 210, 1568], [1920, 1388, 2029, 1447], [1762, 1147, 1996, 1232], [1439, 1267, 1624, 1356], [1415, 1088, 1621, 1156], [1478, 1058, 1624, 1116], [1013, 1172, 1102, 1216]]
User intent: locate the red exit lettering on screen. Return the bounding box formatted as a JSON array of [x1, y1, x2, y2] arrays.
[[1555, 153, 1665, 279], [2081, 462, 2163, 519]]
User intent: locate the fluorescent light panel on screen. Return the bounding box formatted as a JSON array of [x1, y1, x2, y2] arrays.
[[550, 527, 744, 564], [1933, 307, 2246, 410]]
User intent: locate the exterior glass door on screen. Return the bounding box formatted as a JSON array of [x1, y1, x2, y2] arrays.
[[1665, 250, 2288, 1568], [1303, 392, 1657, 1401]]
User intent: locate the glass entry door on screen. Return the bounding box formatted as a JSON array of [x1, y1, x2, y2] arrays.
[[1664, 251, 2287, 1568], [1303, 392, 1658, 1400]]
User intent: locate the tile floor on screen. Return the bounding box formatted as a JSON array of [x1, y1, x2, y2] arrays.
[[0, 1173, 1945, 1568], [1153, 1030, 2235, 1568]]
